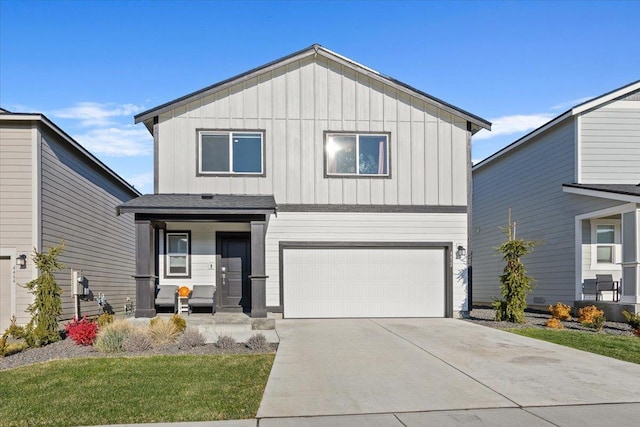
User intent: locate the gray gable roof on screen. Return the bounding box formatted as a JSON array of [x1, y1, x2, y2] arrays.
[[134, 44, 491, 134], [118, 194, 276, 215]]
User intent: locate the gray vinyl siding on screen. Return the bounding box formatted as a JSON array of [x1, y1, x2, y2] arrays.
[[472, 120, 623, 306], [156, 55, 469, 206], [580, 96, 640, 184], [0, 122, 36, 325], [39, 126, 137, 320]]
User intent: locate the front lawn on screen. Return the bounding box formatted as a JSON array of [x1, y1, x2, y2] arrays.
[[0, 354, 274, 427], [508, 328, 640, 364]]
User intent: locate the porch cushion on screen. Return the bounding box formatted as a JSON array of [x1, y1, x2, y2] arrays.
[[189, 285, 216, 312], [155, 285, 177, 309]]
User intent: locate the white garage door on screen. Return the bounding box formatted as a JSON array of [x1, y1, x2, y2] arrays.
[[283, 247, 445, 318]]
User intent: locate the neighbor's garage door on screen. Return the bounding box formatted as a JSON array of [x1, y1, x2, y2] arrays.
[[283, 247, 445, 318]]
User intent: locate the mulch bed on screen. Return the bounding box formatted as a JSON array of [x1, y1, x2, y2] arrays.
[[464, 306, 636, 336], [0, 339, 277, 372]]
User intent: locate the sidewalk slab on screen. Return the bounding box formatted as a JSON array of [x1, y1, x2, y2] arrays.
[[397, 408, 553, 426], [526, 403, 640, 426], [260, 414, 402, 427]]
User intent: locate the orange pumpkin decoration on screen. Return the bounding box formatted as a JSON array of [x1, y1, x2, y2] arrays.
[[178, 286, 190, 297]]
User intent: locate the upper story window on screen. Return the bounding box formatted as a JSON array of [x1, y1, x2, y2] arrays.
[[325, 133, 389, 177], [198, 130, 264, 175]]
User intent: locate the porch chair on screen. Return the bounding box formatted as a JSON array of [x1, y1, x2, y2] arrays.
[[582, 279, 600, 301], [155, 285, 178, 312], [595, 274, 619, 302], [188, 285, 216, 315]]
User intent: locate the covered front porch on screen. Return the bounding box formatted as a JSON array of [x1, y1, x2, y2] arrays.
[[118, 194, 276, 319], [568, 185, 640, 320]]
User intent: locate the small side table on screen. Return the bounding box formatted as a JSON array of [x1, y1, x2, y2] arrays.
[[177, 296, 190, 315]]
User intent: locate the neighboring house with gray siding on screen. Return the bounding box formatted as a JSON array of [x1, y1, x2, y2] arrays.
[[0, 110, 140, 330], [472, 81, 640, 319], [120, 45, 490, 319]]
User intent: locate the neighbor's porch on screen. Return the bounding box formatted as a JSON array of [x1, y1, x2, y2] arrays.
[[575, 204, 640, 320]]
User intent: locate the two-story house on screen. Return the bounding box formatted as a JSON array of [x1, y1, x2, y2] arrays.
[[0, 110, 139, 330], [472, 81, 640, 320], [120, 45, 490, 319]]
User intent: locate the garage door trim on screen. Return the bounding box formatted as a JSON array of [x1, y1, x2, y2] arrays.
[[277, 241, 453, 318]]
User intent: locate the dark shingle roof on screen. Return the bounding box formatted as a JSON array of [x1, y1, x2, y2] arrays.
[[563, 183, 640, 197], [118, 194, 276, 215]]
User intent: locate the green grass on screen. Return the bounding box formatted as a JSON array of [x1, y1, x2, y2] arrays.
[[508, 328, 640, 364], [0, 354, 275, 427]]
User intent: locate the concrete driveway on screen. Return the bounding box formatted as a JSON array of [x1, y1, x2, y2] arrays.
[[257, 318, 640, 425]]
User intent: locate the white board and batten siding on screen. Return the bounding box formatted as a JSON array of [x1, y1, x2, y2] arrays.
[[473, 119, 627, 307], [580, 97, 640, 184], [265, 212, 468, 315], [157, 222, 249, 288], [39, 127, 138, 319], [156, 55, 469, 207], [0, 122, 36, 328]]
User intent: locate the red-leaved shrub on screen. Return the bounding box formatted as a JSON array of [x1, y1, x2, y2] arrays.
[[65, 316, 98, 346]]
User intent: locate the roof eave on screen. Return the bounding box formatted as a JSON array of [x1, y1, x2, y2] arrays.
[[562, 184, 640, 203]]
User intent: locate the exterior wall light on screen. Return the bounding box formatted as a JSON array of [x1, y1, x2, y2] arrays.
[[456, 245, 466, 260], [16, 254, 27, 268]]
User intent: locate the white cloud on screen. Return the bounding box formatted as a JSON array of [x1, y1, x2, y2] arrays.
[[73, 125, 152, 157], [551, 96, 593, 111], [52, 102, 144, 127], [126, 172, 154, 192], [474, 113, 553, 141]]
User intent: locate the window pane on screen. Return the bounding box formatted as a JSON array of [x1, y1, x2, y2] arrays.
[[597, 246, 613, 263], [169, 256, 187, 274], [359, 136, 388, 175], [168, 234, 188, 254], [232, 133, 262, 173], [201, 134, 230, 172], [596, 225, 615, 244], [327, 135, 356, 174]]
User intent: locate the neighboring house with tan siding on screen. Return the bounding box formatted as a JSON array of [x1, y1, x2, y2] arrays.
[[120, 45, 491, 319], [0, 109, 140, 330], [472, 81, 640, 320]]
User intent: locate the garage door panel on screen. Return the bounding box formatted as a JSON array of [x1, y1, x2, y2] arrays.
[[283, 248, 445, 318]]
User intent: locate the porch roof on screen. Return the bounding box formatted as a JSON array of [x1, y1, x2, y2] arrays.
[[563, 183, 640, 203], [118, 194, 277, 215]]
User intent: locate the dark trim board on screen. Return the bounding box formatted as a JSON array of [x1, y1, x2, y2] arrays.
[[278, 241, 454, 318], [163, 230, 192, 279], [277, 204, 467, 213]]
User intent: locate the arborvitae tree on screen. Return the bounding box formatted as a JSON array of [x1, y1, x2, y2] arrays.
[[23, 241, 65, 346], [493, 212, 536, 323]]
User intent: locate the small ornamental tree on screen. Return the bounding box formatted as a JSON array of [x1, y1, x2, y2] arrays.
[[493, 211, 537, 323], [23, 242, 65, 346]]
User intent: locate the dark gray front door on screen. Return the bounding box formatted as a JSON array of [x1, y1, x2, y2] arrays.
[[217, 233, 251, 313]]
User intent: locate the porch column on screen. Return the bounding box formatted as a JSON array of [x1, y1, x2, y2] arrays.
[[621, 209, 640, 304], [134, 219, 157, 318], [249, 220, 267, 318]]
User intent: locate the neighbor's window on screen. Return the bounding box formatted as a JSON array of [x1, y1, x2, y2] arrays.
[[166, 232, 190, 277], [590, 220, 620, 268], [325, 133, 389, 176], [199, 131, 263, 174], [596, 224, 616, 264]]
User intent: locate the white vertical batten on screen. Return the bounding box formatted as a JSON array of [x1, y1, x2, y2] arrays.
[[31, 123, 40, 279], [575, 114, 582, 183]]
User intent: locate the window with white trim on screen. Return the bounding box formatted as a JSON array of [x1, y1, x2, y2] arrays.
[[590, 220, 620, 268], [325, 133, 389, 176], [166, 232, 190, 277], [199, 131, 263, 174]]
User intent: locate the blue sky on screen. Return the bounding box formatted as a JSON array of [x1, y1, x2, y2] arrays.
[[1, 0, 639, 194]]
